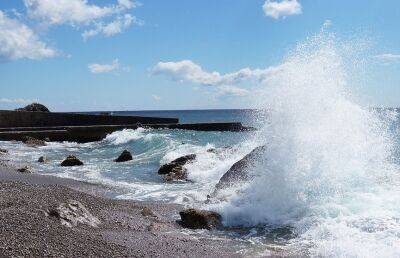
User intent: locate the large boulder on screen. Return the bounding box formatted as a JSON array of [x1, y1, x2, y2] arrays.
[[22, 136, 47, 147], [158, 154, 196, 175], [114, 150, 133, 162], [15, 103, 50, 112], [179, 208, 222, 230], [213, 146, 266, 195], [164, 165, 188, 182], [47, 200, 100, 227], [158, 154, 196, 181], [61, 155, 84, 167]]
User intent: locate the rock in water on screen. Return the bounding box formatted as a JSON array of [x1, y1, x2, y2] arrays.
[[179, 208, 222, 230], [213, 146, 266, 195], [164, 165, 188, 182], [158, 154, 196, 182], [22, 136, 46, 147], [114, 150, 133, 162], [15, 103, 50, 112], [158, 154, 196, 175], [17, 166, 32, 173], [0, 148, 8, 154], [61, 155, 84, 166], [47, 200, 100, 227], [38, 156, 48, 163]]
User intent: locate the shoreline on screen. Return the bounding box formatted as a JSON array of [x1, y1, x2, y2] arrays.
[[0, 160, 241, 257]]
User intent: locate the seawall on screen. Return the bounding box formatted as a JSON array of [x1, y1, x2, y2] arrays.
[[0, 123, 254, 143], [0, 110, 179, 128]]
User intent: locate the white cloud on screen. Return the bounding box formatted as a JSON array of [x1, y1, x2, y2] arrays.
[[152, 95, 161, 101], [374, 54, 400, 63], [152, 60, 280, 96], [153, 60, 274, 86], [0, 11, 57, 61], [263, 0, 302, 19], [24, 0, 137, 25], [0, 98, 37, 104], [82, 14, 141, 40], [88, 59, 120, 73], [117, 0, 141, 9], [24, 0, 141, 40]]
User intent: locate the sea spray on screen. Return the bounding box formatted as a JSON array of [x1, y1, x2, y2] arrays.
[[212, 31, 400, 256]]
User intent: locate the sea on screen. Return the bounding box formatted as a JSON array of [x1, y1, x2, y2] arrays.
[[2, 30, 400, 257]]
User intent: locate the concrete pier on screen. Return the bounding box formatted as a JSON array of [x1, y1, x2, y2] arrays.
[[0, 110, 178, 128], [0, 110, 254, 143], [0, 123, 253, 143]]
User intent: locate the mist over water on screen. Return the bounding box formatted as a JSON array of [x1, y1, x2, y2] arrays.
[[211, 31, 400, 256]]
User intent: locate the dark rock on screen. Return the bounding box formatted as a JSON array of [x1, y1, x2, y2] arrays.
[[47, 200, 100, 227], [61, 155, 84, 167], [158, 163, 178, 175], [179, 208, 222, 230], [114, 150, 133, 162], [171, 154, 196, 165], [158, 154, 196, 175], [17, 166, 32, 173], [164, 165, 188, 182], [38, 156, 48, 163], [213, 146, 266, 194], [22, 136, 46, 147], [0, 148, 8, 154], [15, 103, 50, 112]]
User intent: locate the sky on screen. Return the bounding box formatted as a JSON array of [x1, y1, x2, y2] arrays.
[[0, 0, 399, 111]]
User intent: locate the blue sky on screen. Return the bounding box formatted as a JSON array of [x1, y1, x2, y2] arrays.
[[0, 0, 399, 111]]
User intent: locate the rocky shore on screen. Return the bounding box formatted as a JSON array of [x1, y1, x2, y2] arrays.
[[0, 163, 240, 257]]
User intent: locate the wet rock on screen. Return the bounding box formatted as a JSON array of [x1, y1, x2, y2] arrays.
[[0, 148, 8, 154], [47, 200, 100, 227], [213, 146, 266, 195], [158, 154, 196, 175], [17, 166, 32, 173], [22, 136, 46, 147], [114, 150, 133, 162], [164, 165, 188, 182], [15, 103, 50, 112], [179, 208, 222, 230], [38, 156, 48, 163], [61, 155, 83, 167]]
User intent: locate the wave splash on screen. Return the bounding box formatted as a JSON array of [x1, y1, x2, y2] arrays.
[[103, 128, 167, 145], [214, 31, 400, 256]]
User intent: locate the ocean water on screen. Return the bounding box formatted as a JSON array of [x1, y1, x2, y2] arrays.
[[0, 110, 256, 204], [2, 29, 400, 257]]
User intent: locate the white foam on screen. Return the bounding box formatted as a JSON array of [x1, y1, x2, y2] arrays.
[[103, 128, 168, 145], [211, 30, 400, 257]]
